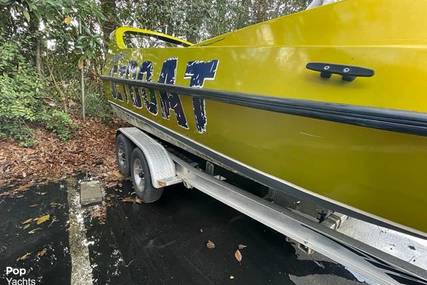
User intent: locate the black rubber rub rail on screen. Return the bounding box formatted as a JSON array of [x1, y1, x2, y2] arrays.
[[101, 75, 427, 137]]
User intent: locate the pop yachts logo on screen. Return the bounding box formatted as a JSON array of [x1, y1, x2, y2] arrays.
[[4, 267, 36, 285], [110, 57, 219, 133]]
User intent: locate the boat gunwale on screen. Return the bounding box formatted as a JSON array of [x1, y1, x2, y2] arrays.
[[101, 75, 427, 137]]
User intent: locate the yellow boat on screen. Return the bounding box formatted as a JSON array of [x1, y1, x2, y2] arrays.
[[101, 0, 427, 238]]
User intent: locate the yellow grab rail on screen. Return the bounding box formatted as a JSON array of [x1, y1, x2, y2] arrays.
[[113, 26, 194, 49]]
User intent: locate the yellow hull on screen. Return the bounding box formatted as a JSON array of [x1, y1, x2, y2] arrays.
[[102, 0, 427, 236]]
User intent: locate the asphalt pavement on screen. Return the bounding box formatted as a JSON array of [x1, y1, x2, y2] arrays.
[[0, 178, 364, 285]]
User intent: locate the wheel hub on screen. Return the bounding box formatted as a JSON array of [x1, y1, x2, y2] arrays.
[[133, 158, 145, 192], [117, 142, 126, 167]]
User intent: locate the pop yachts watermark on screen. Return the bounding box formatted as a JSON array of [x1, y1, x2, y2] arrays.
[[3, 267, 36, 285], [109, 57, 219, 133]]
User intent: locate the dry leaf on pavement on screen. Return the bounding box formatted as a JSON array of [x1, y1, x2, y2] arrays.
[[234, 249, 242, 262], [16, 252, 31, 261], [122, 197, 135, 203], [37, 248, 47, 257], [206, 240, 216, 249], [36, 214, 50, 225], [21, 218, 33, 225], [28, 228, 42, 234]]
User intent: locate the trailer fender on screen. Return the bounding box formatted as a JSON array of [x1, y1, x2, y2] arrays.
[[117, 127, 181, 188]]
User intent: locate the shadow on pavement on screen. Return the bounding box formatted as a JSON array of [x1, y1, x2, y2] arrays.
[[0, 179, 362, 285]]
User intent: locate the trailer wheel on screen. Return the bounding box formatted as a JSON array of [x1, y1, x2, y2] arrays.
[[130, 148, 164, 203], [116, 134, 133, 177]]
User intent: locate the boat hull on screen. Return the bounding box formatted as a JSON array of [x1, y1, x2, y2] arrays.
[[102, 0, 427, 236]]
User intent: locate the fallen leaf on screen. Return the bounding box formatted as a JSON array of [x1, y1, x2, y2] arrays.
[[121, 197, 134, 203], [28, 228, 42, 234], [135, 197, 142, 204], [29, 204, 39, 208], [36, 214, 50, 225], [16, 252, 31, 261], [89, 205, 107, 224], [234, 249, 242, 263], [0, 117, 123, 192], [238, 244, 247, 250], [206, 240, 215, 249], [23, 224, 31, 230], [21, 218, 33, 225], [37, 248, 47, 257]]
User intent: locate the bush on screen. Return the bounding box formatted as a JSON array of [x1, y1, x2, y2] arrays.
[[0, 39, 75, 146], [0, 56, 42, 146], [85, 89, 113, 122], [43, 109, 75, 141]]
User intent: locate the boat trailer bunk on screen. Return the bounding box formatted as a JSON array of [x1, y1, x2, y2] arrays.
[[114, 123, 427, 285]]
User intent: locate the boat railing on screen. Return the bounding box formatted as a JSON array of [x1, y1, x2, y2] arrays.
[[111, 26, 193, 50]]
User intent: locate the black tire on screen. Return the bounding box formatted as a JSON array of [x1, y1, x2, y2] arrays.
[[116, 134, 133, 177], [130, 148, 164, 203]]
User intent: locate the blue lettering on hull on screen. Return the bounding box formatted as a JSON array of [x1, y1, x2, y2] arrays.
[[110, 55, 219, 134], [138, 61, 157, 115], [158, 58, 188, 129], [184, 60, 219, 133]]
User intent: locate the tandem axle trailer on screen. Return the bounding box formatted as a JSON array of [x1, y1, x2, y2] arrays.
[[115, 127, 427, 285]]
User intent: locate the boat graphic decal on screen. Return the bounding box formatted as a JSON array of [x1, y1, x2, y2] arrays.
[[158, 58, 188, 129], [109, 56, 219, 133], [127, 61, 143, 109], [137, 61, 158, 115], [109, 65, 122, 101], [185, 60, 219, 133]]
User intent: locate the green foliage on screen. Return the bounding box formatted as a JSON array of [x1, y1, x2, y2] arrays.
[[116, 0, 311, 43], [0, 124, 35, 147], [0, 38, 75, 146], [85, 87, 113, 122], [42, 109, 75, 141], [0, 38, 41, 146]]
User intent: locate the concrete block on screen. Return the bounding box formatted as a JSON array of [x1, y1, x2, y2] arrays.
[[80, 180, 104, 206]]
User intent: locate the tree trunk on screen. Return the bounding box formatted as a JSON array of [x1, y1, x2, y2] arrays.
[[36, 38, 42, 75], [28, 10, 39, 68], [100, 0, 118, 45]]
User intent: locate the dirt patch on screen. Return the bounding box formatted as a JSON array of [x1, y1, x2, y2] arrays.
[[0, 117, 125, 196]]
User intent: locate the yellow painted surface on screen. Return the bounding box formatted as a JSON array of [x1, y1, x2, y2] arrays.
[[103, 0, 427, 235]]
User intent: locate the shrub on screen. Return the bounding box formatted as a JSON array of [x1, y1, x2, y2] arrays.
[[0, 56, 42, 146], [85, 82, 113, 122], [43, 109, 75, 141], [0, 39, 75, 146]]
